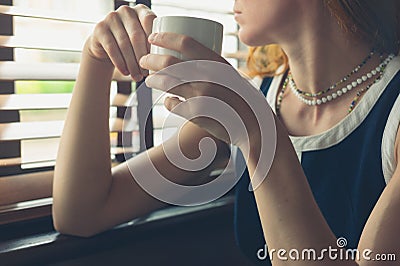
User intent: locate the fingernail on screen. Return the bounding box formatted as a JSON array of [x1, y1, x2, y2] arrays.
[[139, 56, 146, 67], [148, 33, 156, 43]]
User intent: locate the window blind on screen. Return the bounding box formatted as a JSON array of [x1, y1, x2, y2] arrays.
[[0, 0, 143, 224], [0, 0, 245, 225]]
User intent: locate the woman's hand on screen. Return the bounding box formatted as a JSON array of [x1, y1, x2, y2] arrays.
[[140, 32, 272, 149], [85, 4, 156, 82]]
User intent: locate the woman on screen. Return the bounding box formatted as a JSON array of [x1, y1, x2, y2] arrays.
[[53, 1, 400, 265]]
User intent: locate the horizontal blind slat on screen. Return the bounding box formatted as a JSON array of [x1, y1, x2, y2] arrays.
[[0, 157, 22, 167], [224, 31, 238, 37], [0, 36, 82, 52], [0, 93, 135, 110], [112, 93, 135, 107], [0, 119, 136, 141], [0, 120, 64, 140], [0, 94, 71, 110], [0, 157, 55, 168], [110, 146, 136, 155], [0, 4, 98, 24], [0, 171, 53, 206], [223, 51, 248, 60], [0, 62, 132, 81]]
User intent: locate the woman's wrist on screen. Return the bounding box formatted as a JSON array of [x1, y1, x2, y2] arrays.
[[240, 115, 295, 183], [82, 37, 115, 72]]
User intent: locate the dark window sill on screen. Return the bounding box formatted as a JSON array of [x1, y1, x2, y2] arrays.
[[0, 195, 253, 265]]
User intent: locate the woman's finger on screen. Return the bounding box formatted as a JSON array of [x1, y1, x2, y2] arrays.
[[164, 96, 186, 113], [134, 5, 157, 76], [134, 4, 157, 39], [148, 32, 224, 62], [145, 73, 193, 99], [107, 10, 143, 81], [117, 6, 151, 77], [164, 96, 230, 144], [139, 53, 182, 72], [96, 25, 129, 76]]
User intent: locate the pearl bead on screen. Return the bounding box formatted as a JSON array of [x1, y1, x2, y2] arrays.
[[283, 53, 394, 108]]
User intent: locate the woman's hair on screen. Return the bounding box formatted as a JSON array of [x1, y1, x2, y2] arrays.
[[246, 0, 400, 77]]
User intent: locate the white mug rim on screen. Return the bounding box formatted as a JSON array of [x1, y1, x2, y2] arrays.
[[153, 15, 223, 29]]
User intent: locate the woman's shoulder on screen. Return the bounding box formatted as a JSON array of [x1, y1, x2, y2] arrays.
[[381, 55, 400, 184]]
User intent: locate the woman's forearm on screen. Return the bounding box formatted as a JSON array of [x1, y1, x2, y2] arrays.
[[245, 119, 355, 265], [53, 40, 116, 233]]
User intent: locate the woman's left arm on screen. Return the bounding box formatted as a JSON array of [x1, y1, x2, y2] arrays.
[[357, 128, 400, 264], [246, 118, 348, 265], [246, 116, 400, 266]]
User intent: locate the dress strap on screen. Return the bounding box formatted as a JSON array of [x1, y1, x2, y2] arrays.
[[382, 90, 400, 184], [260, 77, 273, 97]]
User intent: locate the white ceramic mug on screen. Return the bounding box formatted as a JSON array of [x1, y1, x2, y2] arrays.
[[150, 16, 224, 60]]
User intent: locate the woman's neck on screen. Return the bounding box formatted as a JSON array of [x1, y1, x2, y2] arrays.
[[279, 7, 374, 95]]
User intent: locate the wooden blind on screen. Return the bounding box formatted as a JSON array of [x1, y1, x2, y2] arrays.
[[0, 0, 149, 224], [0, 1, 141, 176]]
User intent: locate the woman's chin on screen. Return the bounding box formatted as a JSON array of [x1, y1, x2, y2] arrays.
[[238, 30, 262, 47]]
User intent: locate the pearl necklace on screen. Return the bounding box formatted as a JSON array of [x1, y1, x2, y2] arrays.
[[275, 53, 395, 116], [288, 53, 394, 106], [293, 50, 374, 98]]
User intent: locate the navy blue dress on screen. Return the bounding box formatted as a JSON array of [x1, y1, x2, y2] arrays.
[[234, 65, 400, 264]]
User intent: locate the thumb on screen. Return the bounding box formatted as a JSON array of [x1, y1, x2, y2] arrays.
[[164, 96, 185, 113]]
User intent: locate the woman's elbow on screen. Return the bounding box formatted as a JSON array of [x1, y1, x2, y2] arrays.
[[53, 217, 102, 238], [52, 206, 103, 238]]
